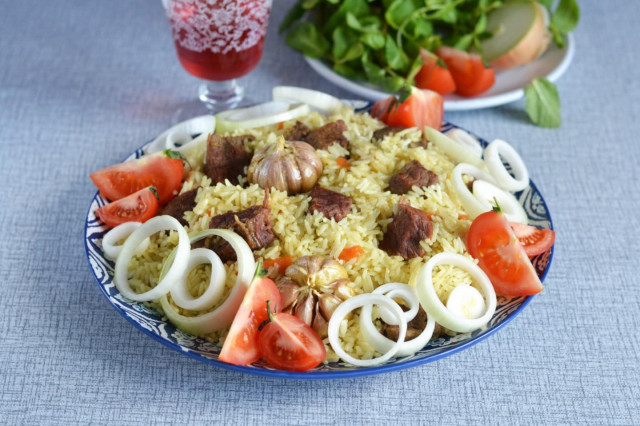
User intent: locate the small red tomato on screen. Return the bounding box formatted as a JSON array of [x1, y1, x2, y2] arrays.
[[436, 46, 495, 97], [95, 186, 159, 228], [219, 270, 282, 366], [414, 48, 456, 95], [371, 87, 443, 131], [510, 222, 556, 258], [467, 208, 544, 296], [90, 151, 183, 205], [258, 303, 326, 372]]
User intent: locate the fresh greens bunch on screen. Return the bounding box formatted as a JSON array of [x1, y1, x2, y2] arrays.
[[281, 0, 503, 93], [281, 0, 579, 128]]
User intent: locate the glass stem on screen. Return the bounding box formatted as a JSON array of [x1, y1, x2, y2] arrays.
[[198, 80, 244, 112]]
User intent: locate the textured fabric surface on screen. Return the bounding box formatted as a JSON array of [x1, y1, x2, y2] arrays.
[[1, 1, 638, 424]]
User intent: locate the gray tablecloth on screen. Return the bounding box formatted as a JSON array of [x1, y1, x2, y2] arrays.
[[1, 1, 638, 424]]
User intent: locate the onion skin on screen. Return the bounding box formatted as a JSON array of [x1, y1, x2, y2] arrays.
[[490, 2, 551, 71]]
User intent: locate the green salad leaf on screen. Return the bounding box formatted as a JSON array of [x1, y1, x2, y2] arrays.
[[524, 77, 561, 128]]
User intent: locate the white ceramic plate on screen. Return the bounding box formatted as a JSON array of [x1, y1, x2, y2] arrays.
[[306, 34, 575, 111]]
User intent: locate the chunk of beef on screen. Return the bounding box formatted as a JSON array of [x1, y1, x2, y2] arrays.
[[380, 200, 433, 260], [203, 133, 254, 185], [382, 306, 429, 341], [206, 192, 275, 262], [284, 121, 310, 141], [388, 160, 439, 195], [159, 187, 199, 226], [372, 126, 406, 141], [308, 186, 352, 222], [305, 120, 349, 150]]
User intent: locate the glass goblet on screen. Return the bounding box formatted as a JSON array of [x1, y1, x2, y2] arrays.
[[164, 0, 272, 112]]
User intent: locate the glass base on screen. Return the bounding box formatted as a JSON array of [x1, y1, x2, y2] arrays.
[[198, 80, 244, 112]]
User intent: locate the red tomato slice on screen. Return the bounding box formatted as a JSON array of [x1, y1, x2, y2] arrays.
[[219, 272, 282, 366], [90, 153, 183, 205], [95, 186, 159, 228], [510, 222, 556, 258], [258, 311, 326, 372], [371, 87, 443, 131], [415, 49, 456, 95], [467, 210, 544, 296], [436, 46, 495, 97]]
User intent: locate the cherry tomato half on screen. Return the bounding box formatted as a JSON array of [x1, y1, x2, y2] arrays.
[[436, 46, 495, 97], [467, 210, 544, 296], [90, 152, 183, 205], [510, 222, 556, 258], [258, 311, 326, 372], [219, 272, 282, 366], [95, 186, 159, 228]]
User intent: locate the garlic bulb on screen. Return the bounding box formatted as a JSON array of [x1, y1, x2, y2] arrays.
[[247, 136, 323, 194], [276, 256, 354, 338]]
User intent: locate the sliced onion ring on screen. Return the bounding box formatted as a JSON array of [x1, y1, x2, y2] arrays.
[[484, 138, 529, 192], [472, 180, 528, 224], [159, 229, 256, 335], [272, 86, 343, 114], [114, 215, 190, 302], [328, 294, 406, 367], [416, 253, 497, 333], [145, 115, 216, 154], [359, 284, 436, 357], [444, 128, 484, 158], [452, 163, 499, 220], [102, 222, 150, 261], [215, 101, 310, 134], [169, 248, 226, 311], [424, 125, 487, 170]]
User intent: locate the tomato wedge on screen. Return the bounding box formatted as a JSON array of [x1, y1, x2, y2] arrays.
[[436, 46, 495, 97], [95, 186, 159, 228], [414, 48, 456, 95], [219, 269, 282, 366], [90, 152, 183, 205], [258, 304, 326, 372], [510, 222, 556, 258], [370, 87, 443, 131], [467, 209, 544, 296]]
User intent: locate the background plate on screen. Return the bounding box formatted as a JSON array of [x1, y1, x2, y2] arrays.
[[306, 34, 575, 111], [84, 121, 554, 379]]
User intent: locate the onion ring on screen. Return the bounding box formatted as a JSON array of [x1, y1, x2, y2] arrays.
[[444, 128, 484, 158], [452, 163, 499, 220], [272, 86, 343, 114], [484, 138, 530, 192], [114, 215, 190, 302], [169, 248, 226, 311], [359, 284, 436, 357], [415, 253, 497, 333], [328, 294, 406, 367], [472, 180, 528, 224], [102, 222, 149, 261], [159, 229, 256, 335], [215, 101, 310, 134]]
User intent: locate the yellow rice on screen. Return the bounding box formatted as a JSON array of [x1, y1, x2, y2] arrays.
[[126, 105, 477, 362]]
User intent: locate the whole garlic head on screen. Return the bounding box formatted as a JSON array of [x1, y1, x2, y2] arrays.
[[247, 136, 323, 194], [276, 256, 354, 338]]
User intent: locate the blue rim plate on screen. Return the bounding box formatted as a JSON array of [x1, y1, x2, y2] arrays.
[[84, 118, 554, 379]]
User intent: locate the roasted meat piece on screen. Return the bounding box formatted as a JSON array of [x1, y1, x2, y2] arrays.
[[203, 133, 254, 185], [308, 186, 352, 222], [380, 199, 433, 260], [388, 160, 439, 195]]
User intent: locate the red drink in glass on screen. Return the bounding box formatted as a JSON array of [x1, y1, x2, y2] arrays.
[[166, 0, 271, 81]]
